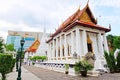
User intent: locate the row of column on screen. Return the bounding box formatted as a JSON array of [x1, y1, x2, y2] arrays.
[[48, 29, 109, 61], [48, 28, 86, 60]]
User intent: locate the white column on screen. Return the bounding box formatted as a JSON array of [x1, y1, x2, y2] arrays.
[[60, 35, 62, 60], [52, 40, 55, 60], [48, 44, 50, 60], [98, 33, 104, 55], [64, 35, 68, 60], [103, 33, 109, 53], [76, 28, 81, 58], [56, 38, 58, 60], [82, 30, 88, 55], [71, 31, 74, 57], [50, 43, 52, 60]]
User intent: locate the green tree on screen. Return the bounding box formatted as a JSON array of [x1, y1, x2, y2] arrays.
[[113, 36, 120, 50], [107, 34, 120, 52], [0, 37, 4, 53], [0, 54, 15, 80], [104, 51, 117, 72], [107, 34, 114, 52], [5, 44, 15, 51], [117, 51, 120, 71]]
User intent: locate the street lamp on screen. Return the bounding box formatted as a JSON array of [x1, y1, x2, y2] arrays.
[[17, 37, 25, 80], [16, 48, 21, 71]]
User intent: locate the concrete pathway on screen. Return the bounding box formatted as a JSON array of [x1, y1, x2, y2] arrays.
[[7, 67, 41, 80], [24, 65, 120, 80]]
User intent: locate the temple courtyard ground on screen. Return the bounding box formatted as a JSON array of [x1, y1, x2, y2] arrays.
[[22, 65, 120, 80]]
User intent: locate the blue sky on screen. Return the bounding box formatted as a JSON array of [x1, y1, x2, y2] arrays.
[[0, 0, 120, 41]]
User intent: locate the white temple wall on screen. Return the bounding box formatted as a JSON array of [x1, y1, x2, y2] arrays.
[[47, 25, 107, 63]]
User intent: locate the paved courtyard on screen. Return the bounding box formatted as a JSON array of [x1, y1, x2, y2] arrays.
[[23, 65, 120, 80]]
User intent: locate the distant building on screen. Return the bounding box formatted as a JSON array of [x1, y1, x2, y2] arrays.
[[6, 30, 41, 51], [24, 29, 50, 63]]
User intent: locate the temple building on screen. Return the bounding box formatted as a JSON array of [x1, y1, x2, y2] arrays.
[[46, 3, 111, 74], [24, 29, 50, 63]]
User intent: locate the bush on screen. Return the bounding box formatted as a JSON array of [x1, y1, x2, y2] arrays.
[[0, 54, 15, 80], [30, 56, 47, 62], [10, 59, 16, 72], [74, 60, 93, 77], [117, 51, 120, 71], [104, 51, 118, 72], [74, 60, 93, 72], [65, 64, 69, 71]]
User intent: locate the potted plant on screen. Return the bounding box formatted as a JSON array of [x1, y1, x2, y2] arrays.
[[65, 64, 69, 74], [74, 60, 93, 77]]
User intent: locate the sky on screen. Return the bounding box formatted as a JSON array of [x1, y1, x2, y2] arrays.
[[0, 0, 120, 42]]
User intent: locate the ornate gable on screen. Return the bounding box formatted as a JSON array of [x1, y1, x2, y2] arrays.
[[26, 39, 40, 52], [80, 11, 92, 22], [79, 4, 97, 24]]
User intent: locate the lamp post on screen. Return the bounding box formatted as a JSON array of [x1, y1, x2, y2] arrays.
[[16, 37, 25, 80]]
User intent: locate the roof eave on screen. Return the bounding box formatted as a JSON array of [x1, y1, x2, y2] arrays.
[[63, 21, 111, 33]]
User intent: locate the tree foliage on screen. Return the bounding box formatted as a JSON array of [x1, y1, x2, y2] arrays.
[[113, 36, 120, 50], [107, 34, 120, 51], [5, 44, 15, 51], [30, 56, 47, 61], [104, 51, 120, 73], [117, 51, 120, 70], [0, 54, 15, 80]]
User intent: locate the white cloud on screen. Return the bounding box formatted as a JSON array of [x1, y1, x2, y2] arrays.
[[0, 20, 43, 41], [90, 0, 120, 8], [0, 0, 120, 41]]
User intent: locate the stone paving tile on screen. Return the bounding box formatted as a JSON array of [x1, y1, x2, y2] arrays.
[[23, 65, 120, 80], [6, 66, 41, 80]]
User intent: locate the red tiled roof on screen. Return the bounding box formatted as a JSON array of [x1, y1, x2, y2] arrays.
[[63, 20, 110, 32], [26, 39, 40, 53], [51, 4, 98, 37]]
